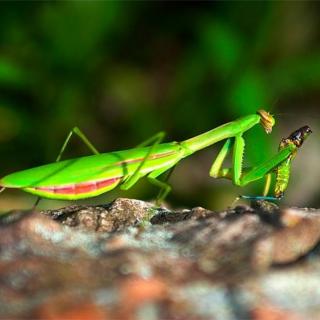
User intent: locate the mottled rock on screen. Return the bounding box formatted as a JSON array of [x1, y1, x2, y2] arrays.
[[43, 198, 154, 232], [0, 198, 319, 319]]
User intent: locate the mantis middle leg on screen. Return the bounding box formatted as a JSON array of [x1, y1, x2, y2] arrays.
[[120, 132, 166, 190], [121, 132, 183, 204]]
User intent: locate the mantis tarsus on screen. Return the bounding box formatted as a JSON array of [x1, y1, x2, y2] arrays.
[[0, 110, 311, 204]]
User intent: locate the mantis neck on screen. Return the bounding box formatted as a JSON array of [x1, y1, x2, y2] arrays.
[[179, 114, 261, 156]]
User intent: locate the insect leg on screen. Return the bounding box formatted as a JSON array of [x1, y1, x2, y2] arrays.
[[209, 138, 234, 178], [134, 131, 166, 148], [232, 135, 245, 186], [120, 132, 166, 190], [33, 127, 100, 208], [208, 135, 275, 198], [147, 161, 181, 205], [209, 134, 246, 186], [262, 173, 272, 197], [148, 177, 171, 205], [56, 127, 100, 162]]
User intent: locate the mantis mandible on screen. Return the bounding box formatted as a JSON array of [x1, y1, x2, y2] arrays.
[[0, 110, 310, 203]]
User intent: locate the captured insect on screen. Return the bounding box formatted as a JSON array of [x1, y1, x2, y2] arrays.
[[0, 110, 311, 204]]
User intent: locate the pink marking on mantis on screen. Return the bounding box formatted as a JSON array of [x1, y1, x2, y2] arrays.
[[35, 177, 121, 195], [113, 150, 176, 166], [33, 150, 176, 195]]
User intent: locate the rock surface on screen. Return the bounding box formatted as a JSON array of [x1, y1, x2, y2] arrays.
[[0, 198, 320, 319]]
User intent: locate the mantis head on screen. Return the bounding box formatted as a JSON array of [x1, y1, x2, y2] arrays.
[[257, 110, 275, 134]]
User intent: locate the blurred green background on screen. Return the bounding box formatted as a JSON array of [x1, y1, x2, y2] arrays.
[[1, 1, 320, 211]]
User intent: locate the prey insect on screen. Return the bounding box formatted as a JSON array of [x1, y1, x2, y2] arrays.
[[0, 110, 307, 204]]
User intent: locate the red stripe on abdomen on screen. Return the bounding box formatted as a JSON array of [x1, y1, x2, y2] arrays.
[[35, 177, 121, 195]]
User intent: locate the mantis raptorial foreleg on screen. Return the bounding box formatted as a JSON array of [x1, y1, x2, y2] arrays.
[[209, 138, 234, 178], [209, 135, 246, 186], [210, 126, 313, 200], [232, 135, 245, 186], [209, 134, 278, 198]]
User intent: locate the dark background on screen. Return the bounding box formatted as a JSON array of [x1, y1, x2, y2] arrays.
[[0, 2, 320, 211]]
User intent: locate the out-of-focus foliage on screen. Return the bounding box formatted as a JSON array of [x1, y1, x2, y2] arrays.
[[1, 2, 320, 210]]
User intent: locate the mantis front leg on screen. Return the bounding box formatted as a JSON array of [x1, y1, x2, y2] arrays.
[[209, 135, 289, 199], [210, 126, 312, 200], [209, 135, 249, 187]]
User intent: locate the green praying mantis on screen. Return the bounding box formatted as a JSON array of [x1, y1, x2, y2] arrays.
[[0, 110, 312, 205]]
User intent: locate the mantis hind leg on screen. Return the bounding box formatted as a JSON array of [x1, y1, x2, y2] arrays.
[[57, 128, 167, 161], [55, 130, 164, 195], [134, 131, 165, 148], [33, 127, 101, 208], [147, 163, 180, 205], [56, 126, 100, 161]]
